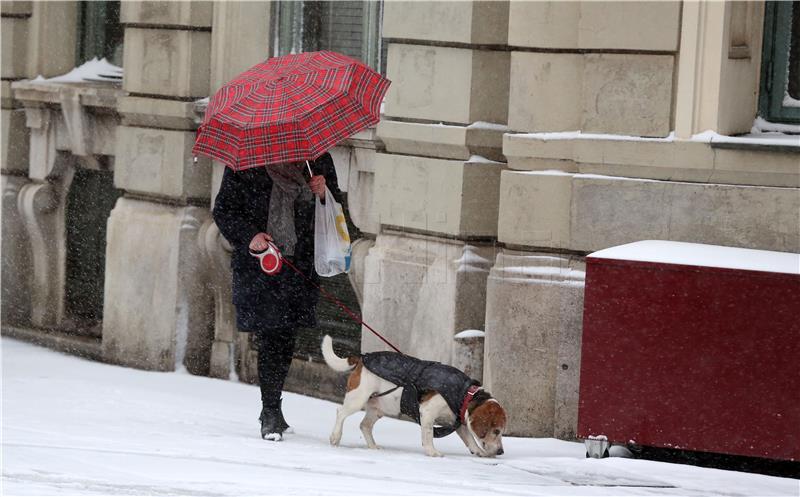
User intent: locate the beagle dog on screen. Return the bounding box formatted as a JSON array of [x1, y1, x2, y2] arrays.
[[322, 335, 507, 457]]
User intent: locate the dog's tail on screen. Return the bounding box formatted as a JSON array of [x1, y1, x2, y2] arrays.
[[321, 335, 357, 372]]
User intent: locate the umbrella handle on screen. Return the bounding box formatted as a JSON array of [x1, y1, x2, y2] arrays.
[[305, 160, 313, 178]]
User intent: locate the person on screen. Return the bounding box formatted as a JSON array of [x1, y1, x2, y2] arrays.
[[212, 152, 345, 441]]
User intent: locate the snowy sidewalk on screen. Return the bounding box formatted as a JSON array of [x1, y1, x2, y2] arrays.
[[2, 338, 796, 496]]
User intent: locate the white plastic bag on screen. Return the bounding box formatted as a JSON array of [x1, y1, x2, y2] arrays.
[[314, 186, 351, 277]]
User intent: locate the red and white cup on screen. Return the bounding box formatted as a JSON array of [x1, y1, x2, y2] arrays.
[[250, 241, 283, 275]]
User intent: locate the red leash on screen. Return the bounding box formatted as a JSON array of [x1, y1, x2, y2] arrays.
[[280, 257, 403, 354]]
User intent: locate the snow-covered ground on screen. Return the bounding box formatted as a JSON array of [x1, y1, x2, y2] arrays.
[[2, 338, 797, 496]]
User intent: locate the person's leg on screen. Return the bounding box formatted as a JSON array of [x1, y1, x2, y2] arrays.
[[255, 327, 297, 440]]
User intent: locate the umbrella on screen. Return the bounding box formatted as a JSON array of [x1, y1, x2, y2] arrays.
[[192, 50, 391, 170]]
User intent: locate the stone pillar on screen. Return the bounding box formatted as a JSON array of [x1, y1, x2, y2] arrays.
[[365, 1, 510, 362], [103, 1, 214, 372], [484, 252, 585, 438], [202, 0, 272, 379], [362, 233, 497, 364], [1, 0, 33, 325], [483, 0, 684, 441], [453, 330, 485, 383], [674, 2, 766, 137]]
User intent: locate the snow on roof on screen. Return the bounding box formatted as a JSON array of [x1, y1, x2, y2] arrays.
[[32, 57, 123, 84], [588, 240, 799, 275]]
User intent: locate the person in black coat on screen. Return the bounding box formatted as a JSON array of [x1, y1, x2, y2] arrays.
[[212, 152, 345, 441]]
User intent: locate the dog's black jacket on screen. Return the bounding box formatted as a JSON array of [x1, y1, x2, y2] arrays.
[[362, 352, 480, 437]]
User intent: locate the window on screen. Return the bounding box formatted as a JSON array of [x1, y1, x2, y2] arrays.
[[272, 1, 385, 74], [76, 0, 124, 66], [759, 1, 800, 124]]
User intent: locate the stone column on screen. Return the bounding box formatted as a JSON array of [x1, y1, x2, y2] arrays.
[[103, 1, 214, 372], [364, 1, 510, 364], [1, 0, 33, 325], [484, 251, 585, 438], [487, 1, 682, 440], [201, 0, 272, 379], [2, 1, 80, 329]]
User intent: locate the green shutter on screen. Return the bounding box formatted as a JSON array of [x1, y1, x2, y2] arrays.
[[760, 1, 800, 124]]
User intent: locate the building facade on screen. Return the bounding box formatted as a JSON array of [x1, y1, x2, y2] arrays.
[[2, 1, 798, 440]]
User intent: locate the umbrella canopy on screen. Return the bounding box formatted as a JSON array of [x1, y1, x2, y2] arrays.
[[193, 51, 391, 170]]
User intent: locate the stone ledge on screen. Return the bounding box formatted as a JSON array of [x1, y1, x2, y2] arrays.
[[118, 96, 200, 130], [2, 325, 103, 363], [497, 169, 800, 253], [12, 80, 125, 109], [504, 133, 800, 188], [377, 120, 506, 161]]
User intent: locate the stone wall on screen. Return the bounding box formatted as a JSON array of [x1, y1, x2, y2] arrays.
[[2, 0, 797, 446]]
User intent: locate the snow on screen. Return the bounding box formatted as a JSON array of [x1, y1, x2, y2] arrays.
[[513, 130, 676, 142], [511, 126, 799, 147], [588, 240, 800, 275], [453, 330, 485, 339], [467, 121, 510, 132], [752, 117, 800, 135], [454, 245, 491, 274], [467, 154, 502, 164], [692, 129, 799, 147], [2, 338, 796, 496], [783, 93, 800, 108], [32, 57, 123, 84]]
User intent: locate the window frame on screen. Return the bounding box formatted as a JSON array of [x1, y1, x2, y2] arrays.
[[75, 0, 123, 66], [759, 1, 800, 124], [270, 0, 384, 73]]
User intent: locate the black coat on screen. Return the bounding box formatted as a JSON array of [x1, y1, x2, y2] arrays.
[[212, 153, 345, 332], [362, 352, 480, 437]]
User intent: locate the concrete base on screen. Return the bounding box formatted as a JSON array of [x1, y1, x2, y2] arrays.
[[2, 325, 102, 363], [102, 197, 213, 373], [484, 250, 585, 438], [360, 232, 496, 364]]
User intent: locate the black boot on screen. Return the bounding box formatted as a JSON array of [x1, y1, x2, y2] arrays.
[[259, 399, 290, 441]]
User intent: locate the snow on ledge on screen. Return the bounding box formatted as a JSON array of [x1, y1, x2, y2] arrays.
[[752, 117, 800, 134], [510, 124, 798, 148], [588, 240, 799, 275], [693, 129, 799, 147], [454, 329, 485, 339], [32, 58, 123, 84], [512, 130, 676, 142]]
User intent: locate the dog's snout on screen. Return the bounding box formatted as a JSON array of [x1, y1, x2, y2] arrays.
[[496, 448, 504, 456]]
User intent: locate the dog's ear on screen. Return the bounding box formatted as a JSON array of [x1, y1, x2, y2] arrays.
[[471, 390, 492, 406]]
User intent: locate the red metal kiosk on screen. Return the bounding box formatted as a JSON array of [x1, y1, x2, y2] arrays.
[[578, 240, 800, 461]]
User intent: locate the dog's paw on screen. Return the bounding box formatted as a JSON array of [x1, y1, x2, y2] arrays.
[[425, 449, 444, 458], [329, 433, 341, 446], [366, 443, 381, 450]]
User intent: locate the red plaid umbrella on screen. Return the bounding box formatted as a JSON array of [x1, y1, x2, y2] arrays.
[[193, 51, 391, 170]]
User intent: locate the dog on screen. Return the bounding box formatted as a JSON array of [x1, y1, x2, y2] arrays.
[[321, 335, 507, 457]]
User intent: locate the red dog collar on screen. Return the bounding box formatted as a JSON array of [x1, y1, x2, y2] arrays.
[[459, 385, 482, 423]]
